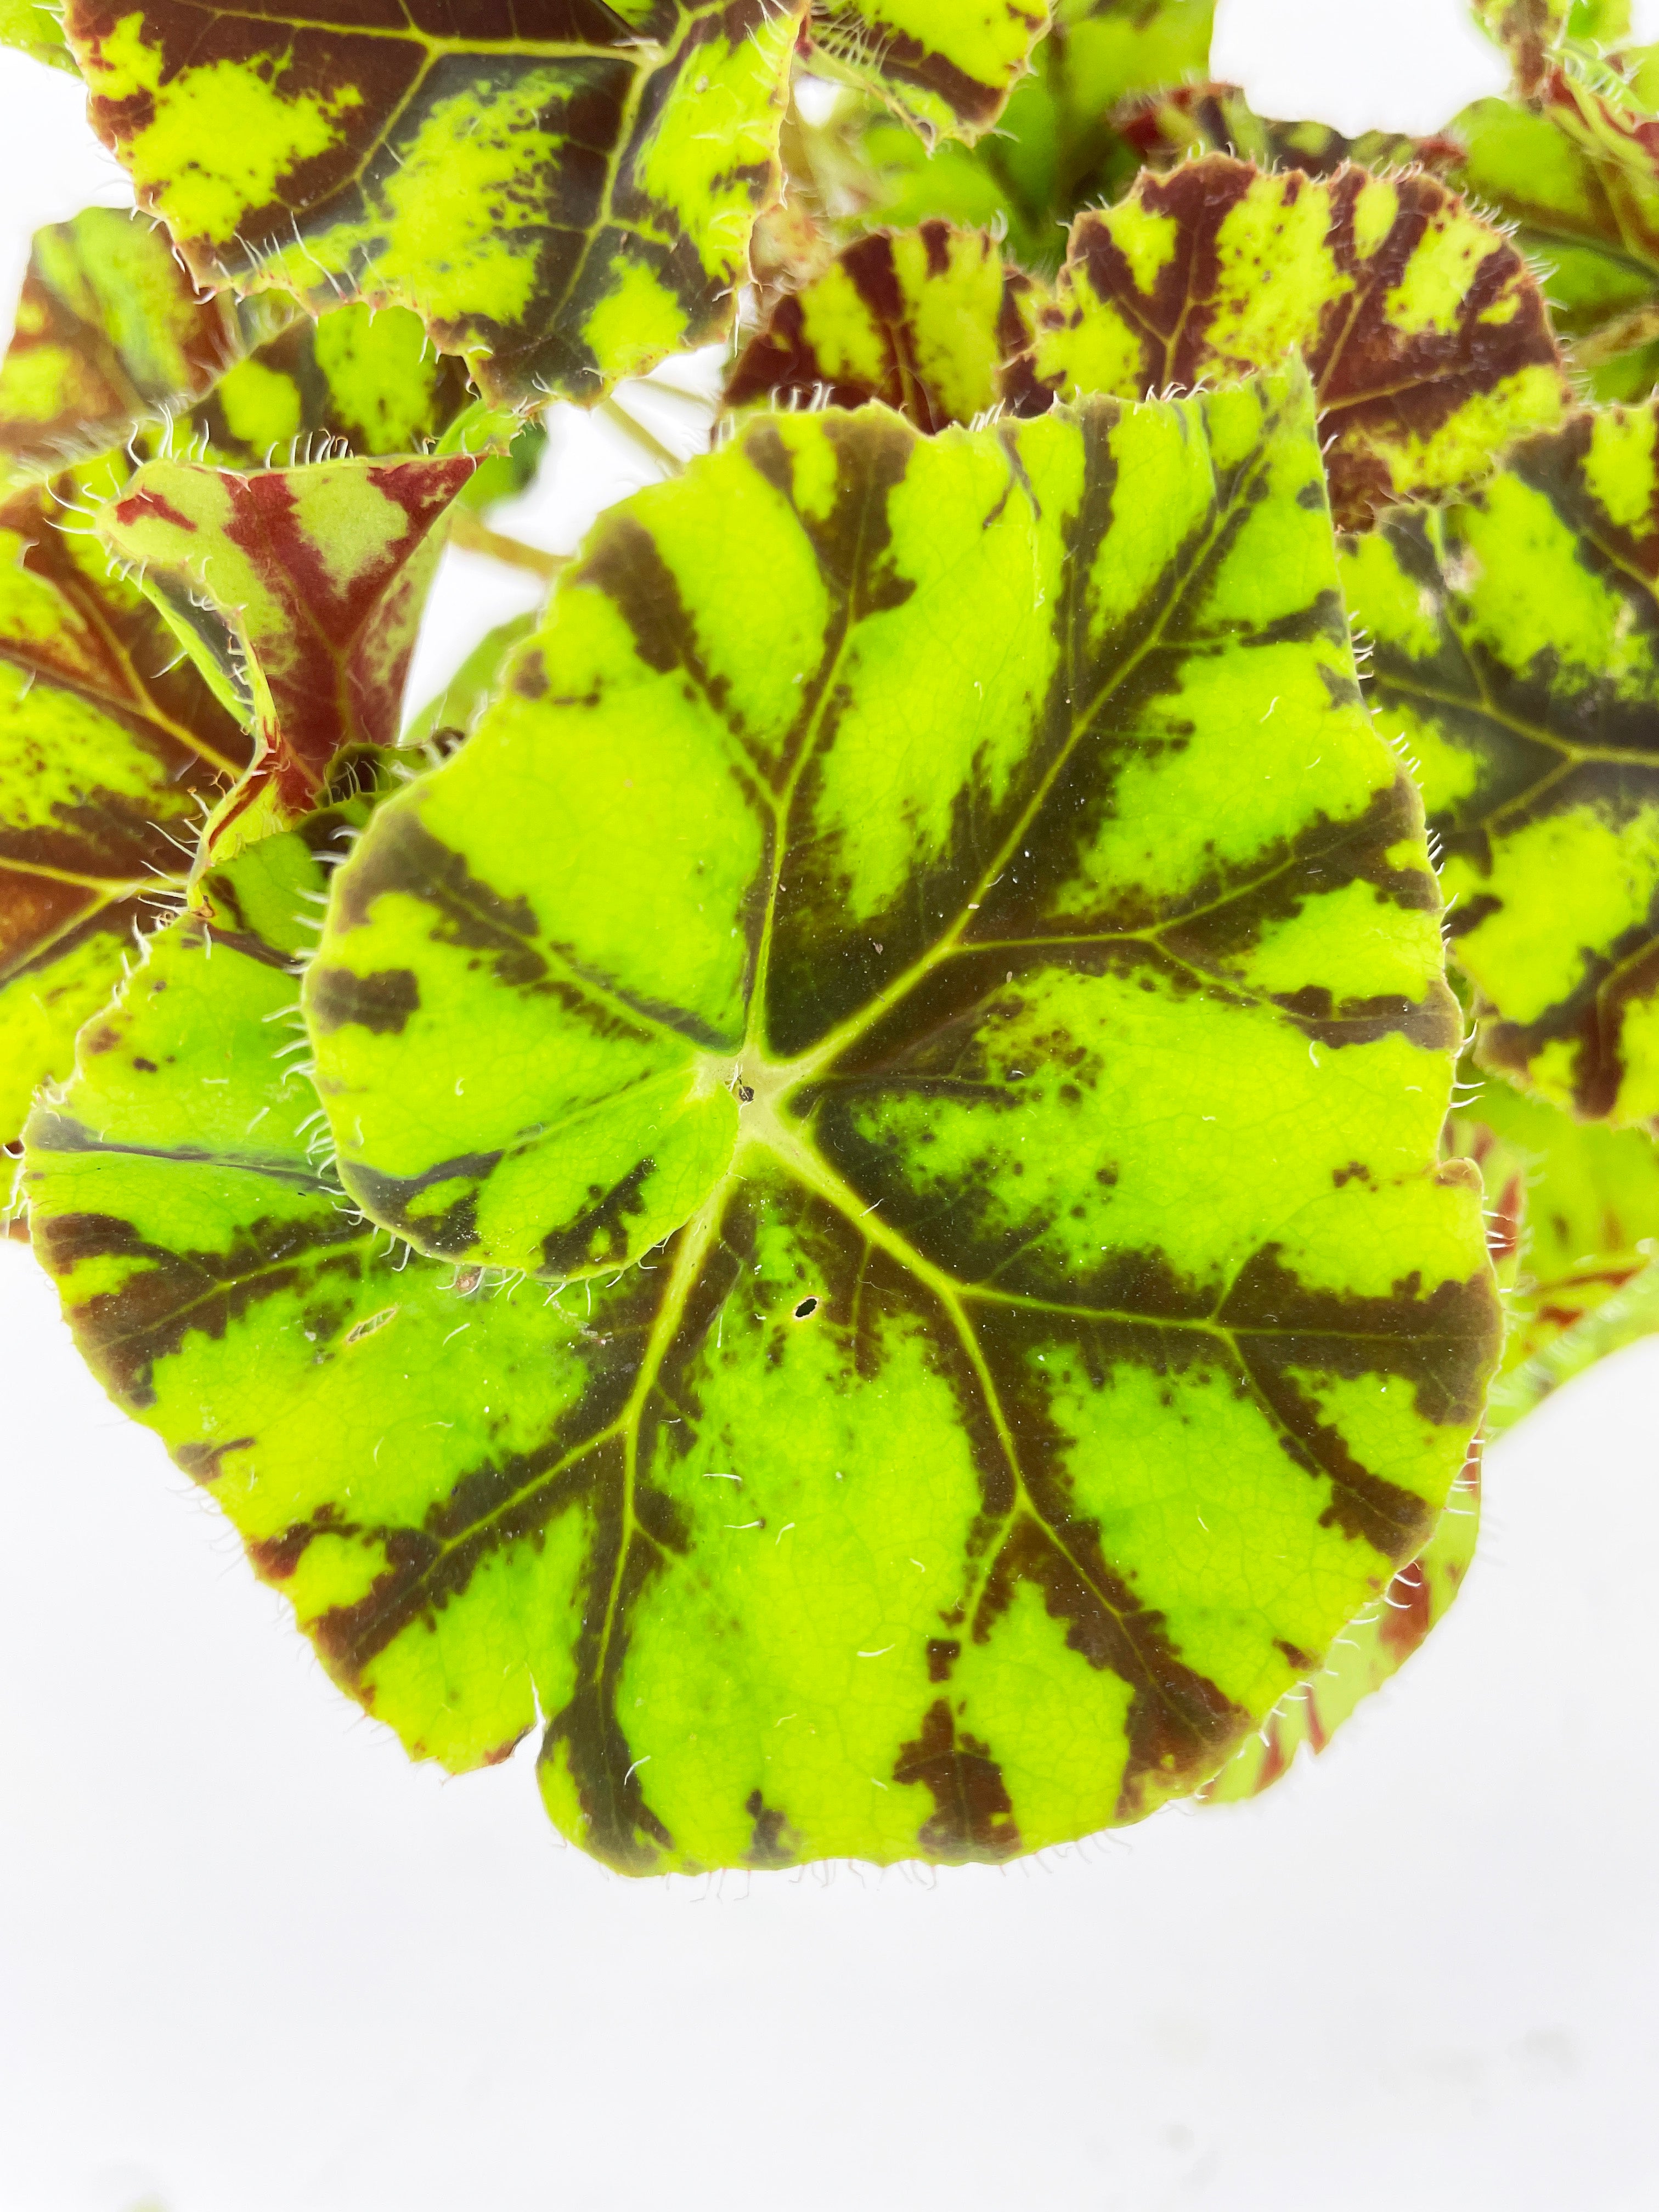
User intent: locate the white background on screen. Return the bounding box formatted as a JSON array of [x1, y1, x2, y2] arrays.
[[3, 4, 1658, 2208]]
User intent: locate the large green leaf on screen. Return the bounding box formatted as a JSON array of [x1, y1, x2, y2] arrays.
[[1341, 404, 1659, 1127], [128, 368, 1506, 1872], [0, 462, 253, 1143], [1026, 157, 1569, 528], [726, 221, 1040, 428], [804, 1, 1216, 270], [63, 0, 808, 408], [1449, 1066, 1659, 1420], [94, 452, 477, 859], [0, 206, 245, 473]]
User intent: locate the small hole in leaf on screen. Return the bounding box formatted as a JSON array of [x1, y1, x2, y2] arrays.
[[794, 1297, 819, 1319]]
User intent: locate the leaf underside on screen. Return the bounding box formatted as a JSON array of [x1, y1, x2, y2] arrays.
[[1344, 402, 1659, 1128], [24, 370, 1499, 1875], [96, 452, 477, 851]]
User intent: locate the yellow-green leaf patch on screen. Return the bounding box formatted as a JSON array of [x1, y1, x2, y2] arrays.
[[1342, 402, 1659, 1126], [1200, 1439, 1481, 1803], [804, 0, 1049, 141]]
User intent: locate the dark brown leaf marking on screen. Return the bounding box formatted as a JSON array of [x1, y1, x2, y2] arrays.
[[307, 964, 421, 1035], [892, 1700, 1021, 1861], [743, 1788, 798, 1868], [36, 1204, 365, 1406]]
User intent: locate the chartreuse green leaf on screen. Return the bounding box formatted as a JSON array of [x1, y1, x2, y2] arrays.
[[1449, 1066, 1659, 1423], [1341, 403, 1659, 1127], [142, 366, 1508, 1875], [64, 0, 806, 408], [804, 0, 1049, 140], [814, 1, 1215, 269], [0, 0, 76, 70], [1199, 1441, 1482, 1803], [0, 461, 253, 1143], [1026, 156, 1570, 528], [94, 452, 477, 859], [0, 207, 244, 473], [726, 221, 1041, 428]]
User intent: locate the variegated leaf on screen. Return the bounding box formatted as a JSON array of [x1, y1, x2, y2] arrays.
[[0, 461, 253, 1142], [177, 302, 475, 471], [1341, 403, 1659, 1127], [804, 0, 1049, 141], [1025, 157, 1569, 528], [64, 0, 807, 409], [137, 369, 1509, 1872], [0, 206, 244, 473], [725, 221, 1041, 428], [95, 453, 477, 859]]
